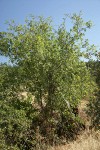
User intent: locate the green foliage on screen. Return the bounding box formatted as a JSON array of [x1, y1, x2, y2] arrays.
[[0, 14, 94, 110], [0, 13, 97, 149], [87, 60, 100, 87]]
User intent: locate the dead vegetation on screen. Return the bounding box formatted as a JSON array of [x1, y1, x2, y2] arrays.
[[49, 130, 100, 150]]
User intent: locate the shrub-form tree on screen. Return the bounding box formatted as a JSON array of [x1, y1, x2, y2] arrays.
[[0, 13, 96, 148]]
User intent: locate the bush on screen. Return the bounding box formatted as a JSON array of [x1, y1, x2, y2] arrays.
[[0, 13, 97, 149], [87, 91, 100, 130]]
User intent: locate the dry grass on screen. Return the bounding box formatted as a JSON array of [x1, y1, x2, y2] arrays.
[[49, 131, 100, 150]]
